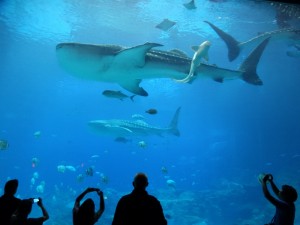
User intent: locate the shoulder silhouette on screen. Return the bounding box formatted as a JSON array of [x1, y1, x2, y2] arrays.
[[112, 173, 167, 225], [0, 179, 21, 225]]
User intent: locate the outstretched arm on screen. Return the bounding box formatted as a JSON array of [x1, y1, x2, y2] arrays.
[[269, 179, 280, 198], [74, 187, 98, 209], [94, 190, 105, 222], [261, 174, 279, 206], [37, 198, 49, 222]]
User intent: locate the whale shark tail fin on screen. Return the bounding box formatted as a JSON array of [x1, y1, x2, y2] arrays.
[[239, 37, 271, 85], [168, 107, 181, 137], [204, 21, 240, 62]]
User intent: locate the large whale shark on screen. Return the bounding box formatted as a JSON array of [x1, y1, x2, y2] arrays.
[[88, 107, 181, 138], [56, 37, 270, 96], [204, 20, 300, 61]]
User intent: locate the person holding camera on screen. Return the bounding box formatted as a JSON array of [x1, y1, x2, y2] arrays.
[[73, 187, 105, 225], [10, 198, 49, 225], [259, 173, 298, 225]]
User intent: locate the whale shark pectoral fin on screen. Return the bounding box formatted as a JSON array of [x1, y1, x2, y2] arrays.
[[116, 43, 163, 67], [213, 77, 224, 83], [204, 21, 240, 62], [119, 79, 148, 97]]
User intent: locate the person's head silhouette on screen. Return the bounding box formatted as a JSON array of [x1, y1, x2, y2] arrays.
[[4, 179, 18, 196], [78, 198, 95, 225], [132, 173, 148, 190], [280, 185, 298, 203]]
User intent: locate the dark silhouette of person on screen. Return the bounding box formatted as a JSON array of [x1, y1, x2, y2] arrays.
[[112, 173, 167, 225], [10, 198, 49, 225], [73, 187, 105, 225], [259, 173, 298, 225], [0, 179, 21, 225]]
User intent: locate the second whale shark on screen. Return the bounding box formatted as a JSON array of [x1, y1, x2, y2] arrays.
[[56, 38, 270, 96], [88, 107, 181, 138]]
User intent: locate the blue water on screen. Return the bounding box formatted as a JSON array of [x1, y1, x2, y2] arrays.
[[1, 0, 300, 224]]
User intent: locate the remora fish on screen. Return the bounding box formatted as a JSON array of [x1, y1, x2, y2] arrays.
[[56, 38, 270, 96], [204, 20, 300, 61], [102, 90, 135, 101], [88, 107, 181, 137]]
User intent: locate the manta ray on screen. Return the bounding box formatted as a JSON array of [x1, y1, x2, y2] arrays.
[[56, 37, 270, 96], [204, 20, 300, 61], [88, 107, 181, 138]]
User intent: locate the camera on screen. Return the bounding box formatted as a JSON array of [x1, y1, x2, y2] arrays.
[[258, 173, 273, 183], [33, 198, 39, 203], [258, 173, 266, 183]]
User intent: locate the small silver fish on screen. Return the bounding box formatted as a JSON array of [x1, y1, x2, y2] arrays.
[[114, 137, 131, 144], [0, 140, 9, 150], [102, 90, 135, 101], [145, 108, 158, 115]]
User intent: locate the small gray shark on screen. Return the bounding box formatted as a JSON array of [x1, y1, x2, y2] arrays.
[[204, 20, 300, 61], [88, 107, 181, 138], [175, 40, 211, 83], [56, 37, 270, 96]]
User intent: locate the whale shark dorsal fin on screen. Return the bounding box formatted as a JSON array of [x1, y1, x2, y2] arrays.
[[239, 37, 271, 85], [135, 120, 148, 125], [116, 43, 162, 67], [168, 107, 181, 136], [119, 79, 148, 97], [169, 49, 188, 57]]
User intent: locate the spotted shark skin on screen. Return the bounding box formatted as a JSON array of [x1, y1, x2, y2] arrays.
[[56, 37, 270, 96], [204, 20, 300, 61]]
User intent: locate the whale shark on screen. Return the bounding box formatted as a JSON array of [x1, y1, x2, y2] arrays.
[[56, 37, 270, 96], [88, 107, 181, 138], [204, 20, 300, 61]]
